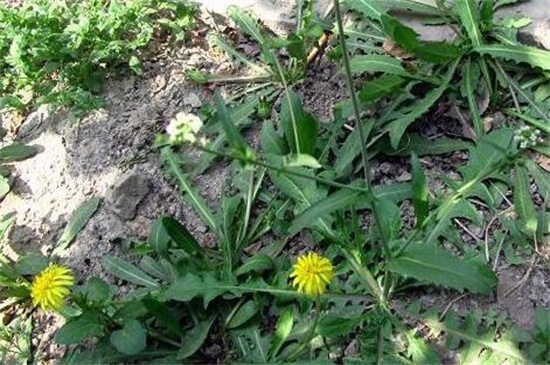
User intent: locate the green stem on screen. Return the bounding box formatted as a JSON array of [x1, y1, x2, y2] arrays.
[[192, 144, 371, 194], [334, 0, 373, 191]]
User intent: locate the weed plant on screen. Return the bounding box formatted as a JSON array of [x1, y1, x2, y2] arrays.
[[1, 0, 549, 364]]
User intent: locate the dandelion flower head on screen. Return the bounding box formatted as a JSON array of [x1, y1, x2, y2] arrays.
[[290, 252, 334, 296], [31, 264, 74, 311]]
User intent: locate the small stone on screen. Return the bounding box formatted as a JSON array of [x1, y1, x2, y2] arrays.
[[183, 92, 202, 108], [106, 173, 150, 220], [534, 19, 550, 50], [396, 171, 412, 182]]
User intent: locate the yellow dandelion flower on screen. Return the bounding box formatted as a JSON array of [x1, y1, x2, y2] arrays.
[[31, 264, 74, 311], [290, 252, 334, 296]]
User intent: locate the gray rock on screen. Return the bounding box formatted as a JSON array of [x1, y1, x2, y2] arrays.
[[106, 173, 150, 220], [534, 18, 550, 50]]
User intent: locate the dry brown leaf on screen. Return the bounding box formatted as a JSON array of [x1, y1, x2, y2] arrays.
[[536, 153, 550, 172], [383, 38, 413, 60]]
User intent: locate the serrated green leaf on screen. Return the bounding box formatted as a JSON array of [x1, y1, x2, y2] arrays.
[[227, 6, 266, 44], [387, 243, 497, 294], [0, 143, 36, 162], [350, 54, 408, 75], [411, 154, 429, 226], [475, 44, 550, 71], [102, 255, 159, 288], [55, 198, 100, 252], [456, 0, 482, 46], [110, 320, 146, 355], [514, 165, 538, 235], [344, 0, 385, 20], [525, 160, 550, 200]]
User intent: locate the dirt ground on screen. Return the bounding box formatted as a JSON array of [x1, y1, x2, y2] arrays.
[[0, 2, 549, 363]]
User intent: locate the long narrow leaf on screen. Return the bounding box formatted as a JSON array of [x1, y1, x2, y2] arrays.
[[162, 148, 218, 233], [102, 256, 159, 288], [475, 44, 550, 71], [55, 198, 100, 252], [456, 0, 482, 46], [387, 243, 497, 294]]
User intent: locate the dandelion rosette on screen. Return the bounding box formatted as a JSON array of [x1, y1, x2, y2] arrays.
[[290, 252, 334, 296], [31, 264, 74, 311], [166, 111, 203, 145]]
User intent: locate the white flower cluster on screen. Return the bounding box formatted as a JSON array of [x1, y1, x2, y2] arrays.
[[513, 125, 543, 149], [166, 112, 203, 145]]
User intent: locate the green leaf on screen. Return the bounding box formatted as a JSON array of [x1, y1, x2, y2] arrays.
[[415, 41, 462, 63], [215, 92, 248, 154], [79, 277, 113, 302], [350, 54, 408, 75], [380, 14, 419, 52], [387, 243, 498, 294], [148, 217, 170, 257], [269, 306, 293, 359], [102, 255, 159, 288], [261, 120, 286, 156], [177, 316, 215, 360], [227, 6, 266, 44], [55, 313, 104, 345], [461, 60, 483, 137], [0, 213, 15, 241], [456, 0, 482, 46], [513, 165, 538, 235], [386, 58, 459, 148], [280, 90, 318, 155], [0, 143, 36, 162], [358, 74, 406, 102], [475, 44, 550, 71], [227, 300, 258, 329], [289, 188, 366, 235], [427, 199, 482, 244], [110, 320, 146, 355], [411, 154, 429, 226], [142, 296, 184, 336], [15, 252, 48, 275], [0, 176, 10, 198], [282, 153, 322, 169], [317, 313, 363, 338], [162, 148, 218, 233], [525, 160, 550, 200], [425, 314, 527, 362], [234, 254, 274, 276], [55, 198, 100, 252], [344, 0, 385, 21], [405, 330, 442, 364], [160, 216, 203, 257], [375, 198, 401, 243]]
